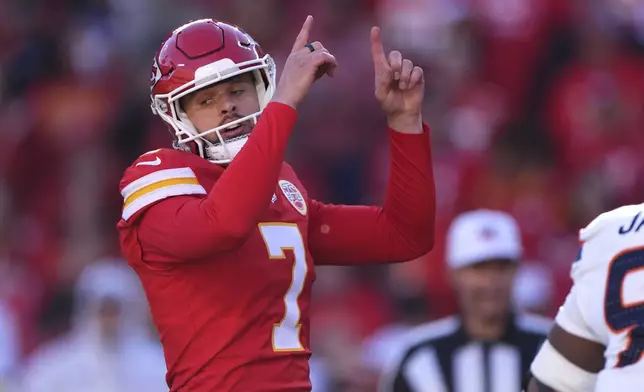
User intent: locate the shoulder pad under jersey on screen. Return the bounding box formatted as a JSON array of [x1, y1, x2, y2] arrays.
[[119, 149, 208, 221], [579, 204, 644, 242], [572, 204, 644, 279]]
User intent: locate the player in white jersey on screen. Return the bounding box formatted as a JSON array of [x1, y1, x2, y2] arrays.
[[526, 204, 644, 392]]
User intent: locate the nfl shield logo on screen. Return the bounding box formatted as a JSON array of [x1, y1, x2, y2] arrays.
[[480, 227, 497, 240], [278, 180, 307, 216]]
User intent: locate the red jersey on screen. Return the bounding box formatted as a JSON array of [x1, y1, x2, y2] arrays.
[[116, 103, 436, 391]]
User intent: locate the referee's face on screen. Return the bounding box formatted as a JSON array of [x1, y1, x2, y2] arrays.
[[452, 259, 517, 319]]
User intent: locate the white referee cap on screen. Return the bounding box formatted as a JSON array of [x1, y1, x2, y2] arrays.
[[446, 209, 523, 269]]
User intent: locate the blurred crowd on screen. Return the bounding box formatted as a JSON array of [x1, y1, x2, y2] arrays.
[[1, 0, 644, 390]]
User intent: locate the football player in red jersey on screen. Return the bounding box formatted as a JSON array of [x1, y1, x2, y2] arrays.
[[117, 15, 436, 392]]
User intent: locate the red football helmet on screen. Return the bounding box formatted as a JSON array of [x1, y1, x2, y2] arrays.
[[150, 19, 276, 164]]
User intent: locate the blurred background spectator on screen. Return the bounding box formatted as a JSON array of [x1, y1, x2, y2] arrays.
[[0, 299, 18, 385], [12, 258, 166, 391], [14, 258, 167, 392], [1, 0, 643, 390]]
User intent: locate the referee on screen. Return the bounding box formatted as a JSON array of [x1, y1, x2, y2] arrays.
[[379, 210, 551, 392]]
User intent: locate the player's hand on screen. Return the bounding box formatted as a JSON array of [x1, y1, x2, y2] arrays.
[[370, 26, 424, 134], [272, 16, 338, 109]]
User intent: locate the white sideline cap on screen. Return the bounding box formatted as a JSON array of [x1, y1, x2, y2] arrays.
[[446, 209, 523, 269]]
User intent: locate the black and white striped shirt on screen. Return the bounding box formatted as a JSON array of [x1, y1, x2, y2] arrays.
[[378, 314, 551, 392]]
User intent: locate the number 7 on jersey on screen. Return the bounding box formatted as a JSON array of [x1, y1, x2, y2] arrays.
[[259, 223, 308, 352]]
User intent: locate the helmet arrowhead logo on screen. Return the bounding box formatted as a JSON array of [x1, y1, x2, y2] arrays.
[[150, 56, 163, 91]]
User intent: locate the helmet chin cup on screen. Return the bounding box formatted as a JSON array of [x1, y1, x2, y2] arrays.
[[177, 111, 260, 164], [206, 136, 249, 164]]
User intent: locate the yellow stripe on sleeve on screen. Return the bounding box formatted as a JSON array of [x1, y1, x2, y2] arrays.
[[120, 167, 207, 221], [124, 177, 200, 208]]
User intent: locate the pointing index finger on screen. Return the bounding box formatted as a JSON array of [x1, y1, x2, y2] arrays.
[[292, 15, 314, 53], [370, 26, 389, 71]]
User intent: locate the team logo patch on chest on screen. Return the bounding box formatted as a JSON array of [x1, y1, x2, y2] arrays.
[[278, 180, 307, 216]]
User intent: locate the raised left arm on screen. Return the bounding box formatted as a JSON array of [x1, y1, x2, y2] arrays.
[[308, 124, 435, 265], [307, 26, 435, 265]]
